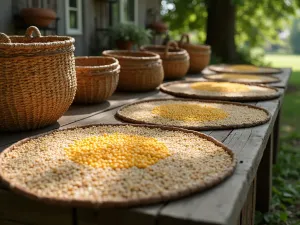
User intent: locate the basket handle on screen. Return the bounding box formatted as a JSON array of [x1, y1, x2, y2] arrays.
[[179, 33, 190, 46], [0, 33, 11, 43], [164, 41, 179, 58], [25, 26, 42, 39]]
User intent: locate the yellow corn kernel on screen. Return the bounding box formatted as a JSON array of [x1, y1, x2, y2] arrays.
[[190, 82, 250, 93], [64, 133, 171, 169], [152, 103, 228, 122]]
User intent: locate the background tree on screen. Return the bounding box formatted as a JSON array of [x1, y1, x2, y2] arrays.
[[290, 18, 300, 54], [162, 0, 300, 63]]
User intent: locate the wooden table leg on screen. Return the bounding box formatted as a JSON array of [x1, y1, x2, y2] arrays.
[[239, 178, 256, 225], [273, 109, 281, 164], [255, 133, 273, 212]]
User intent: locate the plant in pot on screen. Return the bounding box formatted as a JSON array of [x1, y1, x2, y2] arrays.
[[110, 24, 152, 50]]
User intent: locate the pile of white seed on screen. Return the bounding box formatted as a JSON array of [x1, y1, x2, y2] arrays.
[[0, 125, 235, 206]]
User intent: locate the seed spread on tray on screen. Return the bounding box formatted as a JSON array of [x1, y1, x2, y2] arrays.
[[152, 103, 228, 122], [117, 100, 270, 129], [191, 82, 250, 93], [228, 65, 259, 71], [160, 81, 278, 99], [0, 125, 235, 207], [204, 74, 279, 83]]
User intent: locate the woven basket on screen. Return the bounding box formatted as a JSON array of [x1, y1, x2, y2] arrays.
[[178, 34, 211, 73], [0, 26, 76, 132], [141, 41, 189, 80], [74, 57, 120, 104], [102, 50, 164, 92]]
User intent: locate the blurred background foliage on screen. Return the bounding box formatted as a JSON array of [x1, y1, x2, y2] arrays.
[[161, 0, 300, 64]]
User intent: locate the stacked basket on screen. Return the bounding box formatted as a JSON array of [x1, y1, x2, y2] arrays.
[[102, 50, 164, 92], [140, 41, 190, 80], [178, 34, 211, 73], [74, 56, 120, 104], [0, 26, 76, 132]]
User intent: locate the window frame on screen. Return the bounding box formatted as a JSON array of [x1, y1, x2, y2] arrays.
[[119, 0, 138, 25], [65, 0, 83, 35]]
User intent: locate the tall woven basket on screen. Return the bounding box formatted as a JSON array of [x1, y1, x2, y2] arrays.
[[102, 50, 164, 92], [140, 41, 189, 80], [178, 34, 211, 73], [0, 26, 77, 132]]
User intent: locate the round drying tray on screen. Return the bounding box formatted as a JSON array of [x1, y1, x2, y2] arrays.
[[208, 64, 282, 74], [0, 124, 236, 208], [160, 81, 281, 102], [203, 73, 280, 84], [116, 99, 270, 130]]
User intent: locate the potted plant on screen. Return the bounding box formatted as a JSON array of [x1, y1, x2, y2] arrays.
[[110, 24, 152, 50]]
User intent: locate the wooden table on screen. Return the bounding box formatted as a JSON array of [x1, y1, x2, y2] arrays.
[[0, 68, 291, 225]]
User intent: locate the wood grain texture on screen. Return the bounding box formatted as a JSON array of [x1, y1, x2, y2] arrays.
[[272, 109, 281, 164], [0, 189, 73, 225], [256, 134, 273, 212], [239, 178, 256, 225]]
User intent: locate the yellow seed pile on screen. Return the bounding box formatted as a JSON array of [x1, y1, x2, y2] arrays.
[[152, 103, 228, 122], [229, 65, 259, 71], [64, 133, 171, 169], [190, 82, 250, 93]]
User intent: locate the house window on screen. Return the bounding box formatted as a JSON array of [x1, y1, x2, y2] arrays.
[[65, 0, 82, 35], [119, 0, 138, 25]]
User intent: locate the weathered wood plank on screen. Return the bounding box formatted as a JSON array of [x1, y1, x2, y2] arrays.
[[0, 189, 73, 225], [272, 109, 281, 164], [77, 207, 160, 225], [157, 174, 250, 225], [239, 178, 256, 225], [256, 134, 273, 212]]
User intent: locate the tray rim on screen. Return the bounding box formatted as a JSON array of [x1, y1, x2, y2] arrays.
[[207, 64, 282, 75], [116, 98, 271, 131], [159, 80, 281, 102]]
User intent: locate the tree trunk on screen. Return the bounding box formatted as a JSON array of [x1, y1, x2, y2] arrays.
[[205, 0, 237, 63]]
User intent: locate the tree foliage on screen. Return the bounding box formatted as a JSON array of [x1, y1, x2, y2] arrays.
[[289, 18, 300, 54], [162, 0, 300, 63]]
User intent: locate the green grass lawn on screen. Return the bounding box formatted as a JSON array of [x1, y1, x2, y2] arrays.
[[255, 55, 300, 225]]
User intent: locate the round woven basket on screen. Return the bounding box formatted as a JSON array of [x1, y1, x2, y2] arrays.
[[74, 56, 120, 104], [178, 34, 211, 73], [0, 26, 76, 132], [102, 50, 164, 92], [140, 41, 189, 80]]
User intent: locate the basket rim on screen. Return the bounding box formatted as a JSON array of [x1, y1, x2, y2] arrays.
[[0, 35, 75, 49], [75, 56, 119, 70], [140, 44, 188, 56], [102, 50, 160, 61]]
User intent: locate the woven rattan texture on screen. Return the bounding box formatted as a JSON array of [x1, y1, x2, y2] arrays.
[[0, 26, 76, 131]]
